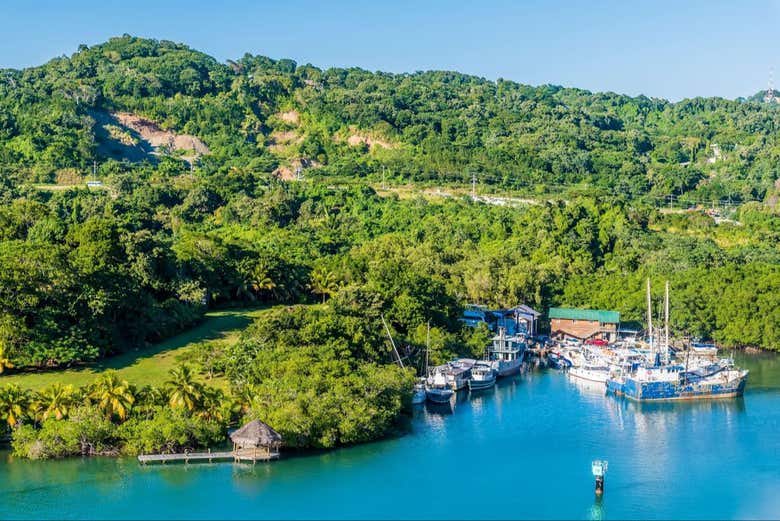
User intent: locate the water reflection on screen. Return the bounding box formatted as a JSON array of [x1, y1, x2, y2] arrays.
[[589, 496, 605, 521], [568, 376, 608, 397]]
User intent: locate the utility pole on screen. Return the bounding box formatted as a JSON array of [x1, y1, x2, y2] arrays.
[[471, 172, 477, 198], [92, 160, 97, 178], [382, 165, 386, 190]]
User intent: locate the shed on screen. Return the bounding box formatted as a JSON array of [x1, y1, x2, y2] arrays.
[[548, 307, 620, 342], [229, 420, 282, 462]]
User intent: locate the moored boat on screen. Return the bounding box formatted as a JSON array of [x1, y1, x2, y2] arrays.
[[444, 358, 476, 390], [412, 378, 427, 404], [569, 363, 610, 383], [426, 370, 455, 403], [488, 328, 526, 377], [690, 340, 718, 357], [468, 362, 496, 391], [606, 361, 749, 401]]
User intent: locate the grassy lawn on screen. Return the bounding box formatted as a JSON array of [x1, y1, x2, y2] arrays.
[[1, 306, 273, 391]]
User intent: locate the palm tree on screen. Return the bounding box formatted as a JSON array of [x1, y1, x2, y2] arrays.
[[90, 371, 135, 421], [35, 384, 75, 421], [0, 384, 30, 428], [236, 259, 277, 302], [166, 365, 204, 412], [195, 387, 232, 422], [0, 344, 13, 374], [308, 266, 340, 304]]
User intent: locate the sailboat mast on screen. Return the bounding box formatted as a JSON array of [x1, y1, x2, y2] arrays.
[[664, 280, 670, 364], [646, 278, 654, 356], [425, 320, 430, 376], [381, 314, 404, 369]]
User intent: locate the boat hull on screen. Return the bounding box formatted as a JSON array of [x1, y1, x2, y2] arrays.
[[569, 368, 609, 383], [607, 374, 748, 401], [468, 377, 496, 391], [426, 388, 454, 403], [493, 359, 523, 377]]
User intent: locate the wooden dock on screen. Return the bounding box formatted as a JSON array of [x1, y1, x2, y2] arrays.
[[137, 448, 280, 465]]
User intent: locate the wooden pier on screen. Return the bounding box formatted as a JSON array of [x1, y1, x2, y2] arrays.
[[137, 448, 280, 465]]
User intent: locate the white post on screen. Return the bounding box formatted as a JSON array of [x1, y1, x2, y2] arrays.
[[665, 280, 670, 364], [646, 278, 654, 357]]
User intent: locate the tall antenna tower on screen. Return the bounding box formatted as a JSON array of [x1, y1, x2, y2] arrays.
[[765, 67, 775, 103]]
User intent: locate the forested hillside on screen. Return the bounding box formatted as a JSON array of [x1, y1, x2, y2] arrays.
[[1, 35, 779, 452], [2, 36, 780, 203]]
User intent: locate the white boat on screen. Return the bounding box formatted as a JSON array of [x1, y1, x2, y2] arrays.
[[690, 340, 718, 356], [468, 362, 496, 391], [569, 363, 610, 383], [488, 328, 526, 377], [412, 378, 427, 404], [444, 358, 476, 390], [426, 370, 455, 403]]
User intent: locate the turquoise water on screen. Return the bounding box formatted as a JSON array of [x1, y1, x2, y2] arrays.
[[2, 354, 779, 520]]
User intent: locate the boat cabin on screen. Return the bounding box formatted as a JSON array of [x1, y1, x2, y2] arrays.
[[489, 328, 525, 362]]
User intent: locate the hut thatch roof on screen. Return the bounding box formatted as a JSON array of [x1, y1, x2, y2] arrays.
[[230, 419, 282, 448]]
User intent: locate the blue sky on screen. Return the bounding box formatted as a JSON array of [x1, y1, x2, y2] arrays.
[[3, 0, 779, 101]]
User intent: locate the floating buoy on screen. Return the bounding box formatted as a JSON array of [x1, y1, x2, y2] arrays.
[[591, 460, 608, 496]]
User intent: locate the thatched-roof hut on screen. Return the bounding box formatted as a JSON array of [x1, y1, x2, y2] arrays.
[[229, 420, 282, 462]]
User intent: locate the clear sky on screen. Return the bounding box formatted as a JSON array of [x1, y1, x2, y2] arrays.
[[3, 0, 779, 101]]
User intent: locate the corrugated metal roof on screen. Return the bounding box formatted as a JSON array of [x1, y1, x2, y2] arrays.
[[548, 307, 620, 323]]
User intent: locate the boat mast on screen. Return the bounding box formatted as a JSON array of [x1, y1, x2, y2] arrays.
[[381, 314, 404, 369], [646, 278, 654, 358], [664, 280, 670, 364], [425, 320, 430, 377]]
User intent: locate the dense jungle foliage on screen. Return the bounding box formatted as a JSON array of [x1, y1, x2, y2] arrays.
[[2, 36, 780, 203], [1, 36, 779, 454]]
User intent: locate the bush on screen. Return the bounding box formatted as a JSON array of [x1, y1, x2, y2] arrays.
[[11, 406, 117, 459], [118, 407, 226, 455]]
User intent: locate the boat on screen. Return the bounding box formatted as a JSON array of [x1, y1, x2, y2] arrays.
[[468, 362, 496, 391], [547, 350, 572, 369], [412, 378, 427, 404], [606, 362, 748, 401], [606, 280, 749, 401], [488, 328, 526, 377], [426, 370, 455, 403], [690, 340, 718, 357], [569, 363, 610, 383], [444, 358, 476, 390]]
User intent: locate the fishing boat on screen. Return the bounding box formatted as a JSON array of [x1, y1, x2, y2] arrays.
[[606, 362, 748, 401], [488, 328, 526, 377], [426, 369, 455, 403], [606, 279, 749, 401], [468, 361, 497, 391]]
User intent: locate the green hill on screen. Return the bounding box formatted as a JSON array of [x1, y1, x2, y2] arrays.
[[2, 35, 779, 203]]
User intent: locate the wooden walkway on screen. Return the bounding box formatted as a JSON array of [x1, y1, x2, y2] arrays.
[[138, 449, 280, 465]]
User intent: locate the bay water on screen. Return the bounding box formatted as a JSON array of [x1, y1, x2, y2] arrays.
[[1, 353, 779, 520]]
